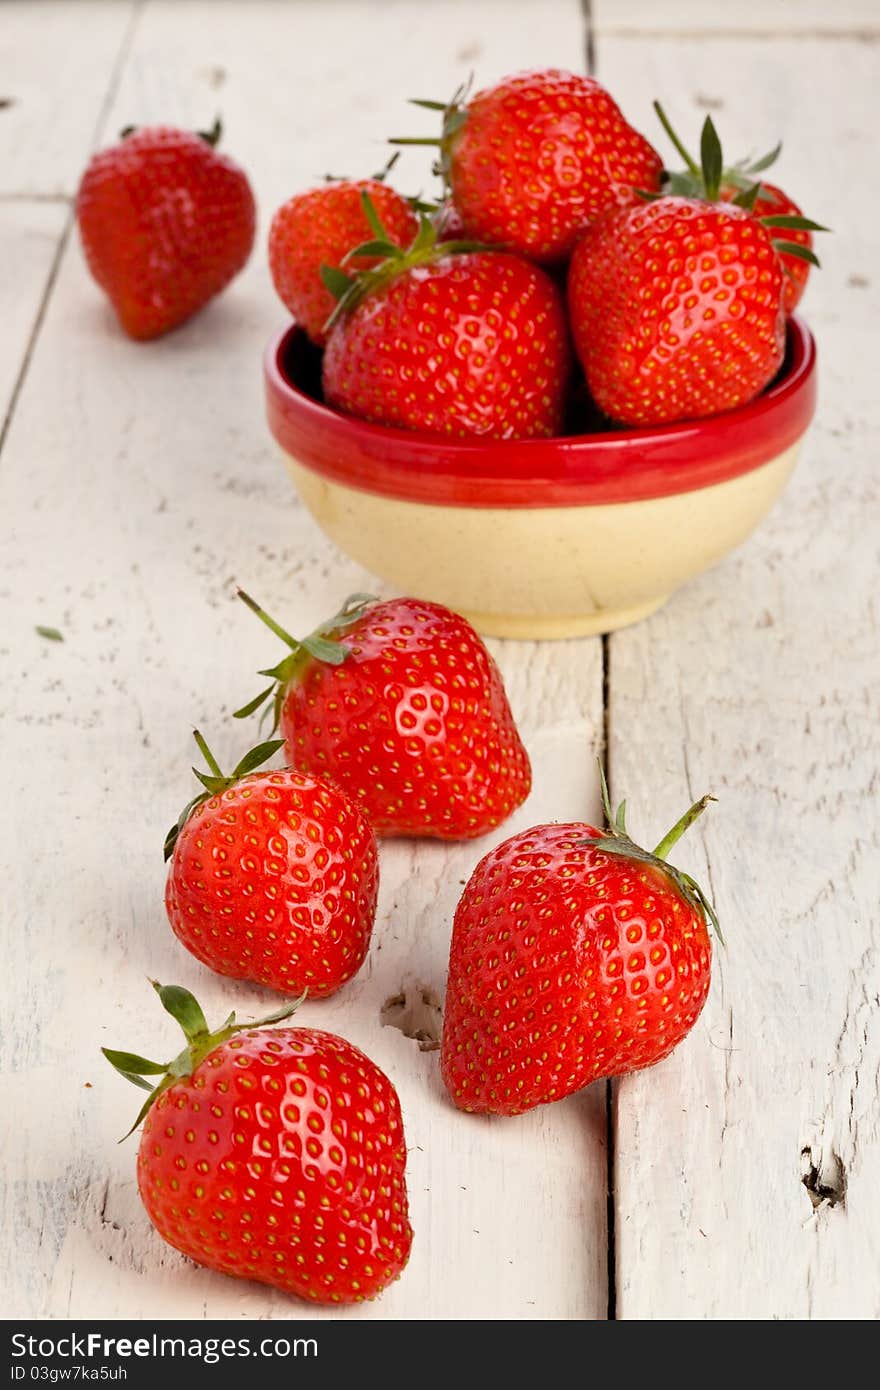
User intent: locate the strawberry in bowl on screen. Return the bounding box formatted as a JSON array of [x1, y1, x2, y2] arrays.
[[567, 112, 825, 426], [393, 68, 662, 262], [265, 80, 821, 639]]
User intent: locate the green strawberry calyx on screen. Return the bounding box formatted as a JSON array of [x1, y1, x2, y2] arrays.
[[103, 981, 305, 1139], [163, 729, 285, 861], [387, 81, 472, 192], [579, 762, 723, 944], [320, 190, 489, 330], [234, 589, 377, 733], [650, 103, 828, 271]]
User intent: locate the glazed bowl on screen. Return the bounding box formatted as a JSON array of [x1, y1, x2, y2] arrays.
[[265, 319, 817, 640]]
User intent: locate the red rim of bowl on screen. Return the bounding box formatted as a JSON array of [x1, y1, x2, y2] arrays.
[[265, 317, 817, 509]]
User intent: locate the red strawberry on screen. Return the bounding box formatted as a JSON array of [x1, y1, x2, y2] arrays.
[[568, 194, 786, 426], [655, 104, 824, 316], [724, 183, 812, 314], [269, 179, 418, 345], [235, 592, 532, 841], [164, 733, 378, 999], [104, 984, 412, 1304], [321, 210, 570, 440], [76, 121, 255, 340], [394, 70, 662, 263], [441, 771, 718, 1116]]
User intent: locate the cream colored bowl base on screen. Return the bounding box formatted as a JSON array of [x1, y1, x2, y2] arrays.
[[283, 444, 800, 640]]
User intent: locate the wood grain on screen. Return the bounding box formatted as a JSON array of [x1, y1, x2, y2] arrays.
[[0, 1, 138, 198], [0, 0, 608, 1321], [598, 23, 880, 1319], [0, 203, 68, 427]]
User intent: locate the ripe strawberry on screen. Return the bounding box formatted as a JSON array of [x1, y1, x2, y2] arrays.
[[566, 112, 827, 425], [441, 770, 719, 1116], [76, 121, 255, 340], [568, 195, 786, 426], [104, 983, 412, 1303], [321, 207, 570, 440], [269, 179, 418, 345], [235, 592, 531, 841], [164, 732, 378, 999], [394, 70, 662, 262], [732, 183, 811, 315], [655, 104, 825, 315]]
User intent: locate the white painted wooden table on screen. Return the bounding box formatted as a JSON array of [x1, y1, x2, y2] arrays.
[[1, 0, 877, 1321]]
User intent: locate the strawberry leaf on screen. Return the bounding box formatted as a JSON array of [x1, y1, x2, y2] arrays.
[[761, 214, 829, 233], [745, 140, 782, 174], [700, 115, 723, 201], [232, 738, 284, 778], [152, 982, 208, 1043], [320, 264, 353, 300], [772, 240, 821, 266], [104, 984, 307, 1139]]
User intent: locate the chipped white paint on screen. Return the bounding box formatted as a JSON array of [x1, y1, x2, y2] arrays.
[[1, 0, 877, 1324], [0, 0, 606, 1322]]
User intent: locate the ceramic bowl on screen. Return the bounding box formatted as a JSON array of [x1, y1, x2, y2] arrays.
[[265, 319, 817, 640]]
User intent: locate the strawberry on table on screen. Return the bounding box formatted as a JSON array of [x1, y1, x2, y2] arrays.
[[441, 768, 719, 1116], [104, 983, 412, 1303], [235, 592, 532, 841], [393, 69, 662, 263], [321, 200, 571, 440], [269, 178, 418, 345], [165, 732, 378, 999], [567, 114, 823, 426], [76, 121, 255, 340]]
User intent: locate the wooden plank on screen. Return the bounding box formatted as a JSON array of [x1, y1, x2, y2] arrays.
[[0, 1, 137, 198], [598, 30, 880, 1319], [0, 203, 68, 427], [593, 0, 880, 36], [0, 0, 608, 1320]]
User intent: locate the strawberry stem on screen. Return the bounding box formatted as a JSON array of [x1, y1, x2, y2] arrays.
[[192, 728, 223, 779], [234, 592, 377, 734], [653, 101, 699, 176], [584, 760, 723, 944], [653, 795, 716, 861], [237, 588, 300, 651]]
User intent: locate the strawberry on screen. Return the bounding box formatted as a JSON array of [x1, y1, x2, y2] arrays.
[[320, 206, 570, 440], [655, 104, 825, 315], [76, 121, 255, 340], [441, 769, 719, 1116], [567, 113, 825, 426], [235, 592, 531, 841], [164, 732, 378, 999], [269, 179, 418, 346], [393, 70, 662, 263], [731, 183, 812, 315], [104, 983, 412, 1303]]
